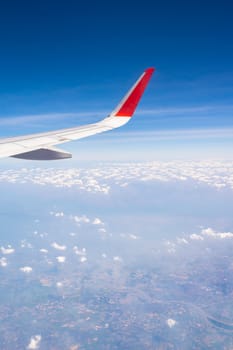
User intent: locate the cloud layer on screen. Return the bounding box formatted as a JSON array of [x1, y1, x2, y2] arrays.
[[0, 161, 233, 193]]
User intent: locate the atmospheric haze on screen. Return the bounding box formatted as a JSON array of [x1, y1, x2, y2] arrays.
[[0, 161, 233, 348]]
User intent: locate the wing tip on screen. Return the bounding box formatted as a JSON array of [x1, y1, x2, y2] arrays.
[[145, 67, 156, 73], [112, 67, 155, 117]]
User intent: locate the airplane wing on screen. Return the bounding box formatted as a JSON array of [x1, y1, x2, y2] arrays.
[[0, 67, 155, 160]]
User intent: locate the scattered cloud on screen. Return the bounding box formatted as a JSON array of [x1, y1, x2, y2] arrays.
[[129, 234, 139, 240], [20, 266, 33, 273], [164, 227, 233, 258], [56, 256, 66, 263], [72, 215, 90, 224], [56, 282, 63, 288], [92, 217, 104, 225], [113, 256, 122, 262], [69, 232, 77, 237], [80, 256, 87, 263], [69, 345, 80, 350], [40, 248, 48, 253], [166, 319, 177, 328], [51, 242, 67, 251], [0, 257, 7, 267], [98, 228, 107, 233], [50, 211, 65, 217], [164, 240, 176, 254], [73, 246, 86, 256], [21, 240, 33, 249], [27, 335, 42, 349], [1, 246, 15, 254]]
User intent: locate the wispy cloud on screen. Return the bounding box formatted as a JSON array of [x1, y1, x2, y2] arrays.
[[1, 103, 232, 128], [0, 111, 104, 127], [138, 104, 233, 115], [137, 106, 214, 115], [104, 127, 233, 142]]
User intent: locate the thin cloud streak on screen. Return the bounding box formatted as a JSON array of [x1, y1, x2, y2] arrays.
[[96, 127, 233, 142], [1, 103, 233, 126], [0, 103, 232, 129], [0, 112, 105, 127], [137, 106, 213, 115]]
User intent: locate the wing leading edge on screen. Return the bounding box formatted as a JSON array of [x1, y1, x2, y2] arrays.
[[0, 67, 155, 160]]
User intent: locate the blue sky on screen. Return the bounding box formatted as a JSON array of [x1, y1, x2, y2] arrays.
[[0, 0, 233, 161], [1, 3, 233, 347]]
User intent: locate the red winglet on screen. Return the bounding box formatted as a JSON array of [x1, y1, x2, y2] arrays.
[[113, 67, 155, 117]]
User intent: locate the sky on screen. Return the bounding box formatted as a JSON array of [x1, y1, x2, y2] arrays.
[[0, 0, 233, 161], [1, 3, 233, 347]]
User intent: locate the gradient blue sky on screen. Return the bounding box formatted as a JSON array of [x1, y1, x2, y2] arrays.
[[0, 0, 233, 161]]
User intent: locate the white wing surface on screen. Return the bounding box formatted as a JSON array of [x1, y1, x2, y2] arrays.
[[0, 68, 155, 160]]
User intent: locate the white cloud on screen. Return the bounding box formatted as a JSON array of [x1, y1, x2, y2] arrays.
[[2, 161, 233, 194], [98, 228, 107, 233], [20, 266, 33, 273], [56, 256, 66, 263], [73, 246, 86, 256], [92, 218, 104, 225], [129, 234, 139, 240], [166, 319, 177, 328], [69, 232, 76, 237], [0, 112, 80, 127], [40, 248, 48, 253], [1, 246, 15, 255], [113, 256, 122, 262], [164, 240, 176, 254], [201, 227, 233, 239], [50, 211, 64, 217], [138, 106, 213, 116], [0, 257, 7, 267], [51, 242, 67, 251], [56, 282, 63, 288], [177, 238, 188, 244], [80, 256, 87, 263], [72, 215, 90, 224], [190, 233, 204, 241], [20, 240, 33, 249], [27, 335, 42, 349]]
